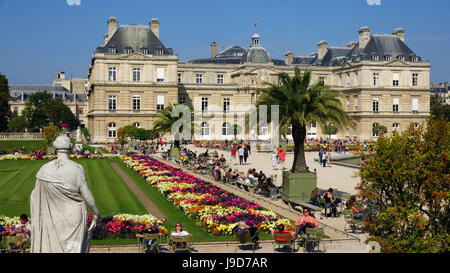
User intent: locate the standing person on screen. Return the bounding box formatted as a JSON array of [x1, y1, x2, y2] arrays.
[[247, 143, 251, 155], [327, 151, 332, 167], [238, 146, 244, 165], [243, 145, 249, 164], [230, 145, 237, 165], [323, 152, 327, 167], [271, 150, 278, 170], [279, 150, 286, 169], [318, 148, 324, 165]]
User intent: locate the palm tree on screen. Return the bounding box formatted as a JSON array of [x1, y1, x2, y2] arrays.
[[152, 103, 195, 148], [256, 67, 352, 173]]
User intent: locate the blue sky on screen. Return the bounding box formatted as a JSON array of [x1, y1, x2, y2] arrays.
[[0, 0, 449, 85]]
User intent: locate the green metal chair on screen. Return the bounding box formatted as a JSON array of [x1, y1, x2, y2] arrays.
[[343, 210, 364, 233], [4, 235, 27, 253], [137, 233, 161, 253], [273, 232, 296, 253], [302, 227, 327, 252], [234, 229, 259, 253], [168, 234, 193, 253]]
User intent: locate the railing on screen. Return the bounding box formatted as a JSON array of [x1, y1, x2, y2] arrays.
[[0, 132, 43, 140]]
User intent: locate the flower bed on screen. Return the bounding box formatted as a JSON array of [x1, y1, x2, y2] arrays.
[[0, 214, 166, 240], [0, 154, 115, 161], [120, 155, 294, 235]]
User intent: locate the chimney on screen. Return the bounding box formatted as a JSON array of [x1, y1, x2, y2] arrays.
[[358, 26, 371, 49], [284, 52, 294, 65], [347, 41, 357, 48], [444, 82, 449, 90], [317, 40, 328, 60], [211, 42, 217, 58], [150, 18, 160, 39], [57, 71, 66, 80], [393, 28, 405, 42], [105, 17, 118, 45]]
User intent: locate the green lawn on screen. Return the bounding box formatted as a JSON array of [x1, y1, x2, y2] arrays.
[[0, 159, 147, 217], [0, 140, 46, 154]]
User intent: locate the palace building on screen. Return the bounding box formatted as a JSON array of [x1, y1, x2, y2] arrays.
[[86, 17, 430, 143]]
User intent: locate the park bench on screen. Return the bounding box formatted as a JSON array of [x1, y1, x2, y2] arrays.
[[287, 199, 322, 213]]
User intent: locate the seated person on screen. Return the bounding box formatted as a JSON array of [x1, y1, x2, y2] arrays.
[[232, 221, 259, 243], [171, 223, 191, 249], [295, 208, 319, 235], [271, 224, 296, 241], [347, 196, 366, 220], [309, 188, 321, 206], [227, 169, 239, 180], [8, 214, 31, 249], [219, 154, 226, 163], [136, 222, 163, 253], [245, 169, 256, 185], [0, 224, 9, 241]]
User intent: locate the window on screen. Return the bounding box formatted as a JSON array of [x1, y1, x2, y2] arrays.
[[346, 97, 350, 111], [346, 73, 351, 87], [196, 74, 203, 84], [13, 107, 18, 116], [354, 73, 358, 86], [397, 56, 405, 61], [177, 73, 182, 83], [108, 95, 117, 110], [201, 122, 209, 136], [371, 55, 379, 61], [157, 95, 164, 110], [156, 48, 164, 55], [411, 56, 419, 62], [108, 123, 117, 138], [133, 122, 141, 128], [156, 68, 165, 82], [392, 123, 400, 132], [412, 98, 419, 112], [126, 48, 133, 54], [133, 68, 141, 82], [373, 73, 379, 86], [384, 55, 392, 61], [373, 98, 379, 112], [393, 73, 399, 86], [201, 97, 208, 112], [223, 98, 230, 112], [109, 47, 117, 54], [79, 108, 83, 115], [373, 123, 380, 137], [393, 98, 399, 112], [133, 95, 140, 110], [412, 73, 418, 87], [339, 75, 342, 87], [413, 123, 419, 129], [354, 97, 359, 111], [109, 67, 117, 82], [178, 97, 186, 104], [319, 77, 325, 85], [141, 49, 149, 54], [217, 74, 224, 84], [260, 126, 268, 136], [222, 122, 231, 136]]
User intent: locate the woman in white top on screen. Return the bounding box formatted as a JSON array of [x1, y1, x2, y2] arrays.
[[171, 223, 191, 249]]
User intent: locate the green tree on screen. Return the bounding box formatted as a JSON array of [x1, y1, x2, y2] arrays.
[[43, 125, 60, 146], [356, 117, 449, 253], [324, 124, 338, 138], [0, 73, 12, 132], [256, 68, 352, 173], [7, 116, 26, 132], [152, 104, 195, 148], [44, 98, 80, 130], [372, 125, 388, 136], [431, 104, 450, 121], [117, 127, 129, 149]]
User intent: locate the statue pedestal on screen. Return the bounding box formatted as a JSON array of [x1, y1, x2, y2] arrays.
[[281, 171, 317, 203]]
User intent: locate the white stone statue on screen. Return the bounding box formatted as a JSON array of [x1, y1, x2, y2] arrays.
[[76, 127, 82, 143], [30, 135, 100, 253]]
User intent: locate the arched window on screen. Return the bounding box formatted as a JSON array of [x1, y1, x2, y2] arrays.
[[413, 123, 419, 129], [222, 122, 231, 136], [108, 122, 117, 138], [392, 123, 400, 132], [201, 122, 209, 136], [133, 122, 141, 128]]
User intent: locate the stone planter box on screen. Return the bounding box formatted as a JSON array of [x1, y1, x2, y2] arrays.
[[281, 171, 317, 203]]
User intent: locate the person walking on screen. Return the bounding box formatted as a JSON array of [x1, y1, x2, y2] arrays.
[[238, 146, 245, 165], [318, 148, 324, 165], [230, 145, 237, 165], [243, 145, 249, 164]]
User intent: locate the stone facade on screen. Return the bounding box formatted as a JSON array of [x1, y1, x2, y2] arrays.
[[86, 18, 431, 143]]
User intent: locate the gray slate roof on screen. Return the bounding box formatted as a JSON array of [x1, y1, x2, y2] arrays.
[[96, 24, 173, 55], [9, 85, 87, 103]]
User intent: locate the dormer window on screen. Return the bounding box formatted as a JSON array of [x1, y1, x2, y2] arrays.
[[156, 48, 164, 55], [371, 55, 379, 61], [125, 48, 133, 54], [140, 48, 149, 54], [109, 47, 117, 54], [384, 55, 392, 61], [397, 55, 405, 61], [410, 56, 419, 62]]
